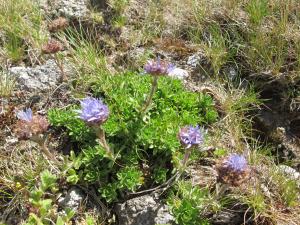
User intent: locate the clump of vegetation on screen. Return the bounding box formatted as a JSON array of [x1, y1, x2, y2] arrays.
[[48, 71, 217, 202], [24, 170, 75, 225], [0, 0, 46, 64], [1, 0, 300, 224], [167, 181, 211, 225]]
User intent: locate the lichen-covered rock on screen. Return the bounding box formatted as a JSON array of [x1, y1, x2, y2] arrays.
[[168, 68, 189, 80], [58, 187, 84, 212], [115, 194, 175, 225], [9, 60, 61, 91], [278, 165, 300, 187], [46, 0, 90, 19]]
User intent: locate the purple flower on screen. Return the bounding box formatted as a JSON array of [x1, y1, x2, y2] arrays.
[[216, 153, 250, 186], [178, 125, 204, 149], [14, 108, 49, 140], [144, 58, 175, 76], [76, 97, 109, 125], [224, 154, 248, 172], [16, 108, 33, 122]]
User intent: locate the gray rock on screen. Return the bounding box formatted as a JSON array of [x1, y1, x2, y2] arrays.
[[187, 51, 207, 68], [58, 187, 84, 211], [9, 59, 61, 92], [50, 0, 90, 19], [278, 165, 300, 187], [168, 68, 189, 80], [115, 194, 175, 225], [211, 210, 247, 225]]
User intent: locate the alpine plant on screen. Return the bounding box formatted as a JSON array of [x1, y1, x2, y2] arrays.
[[14, 108, 58, 163], [141, 58, 174, 114], [76, 97, 113, 158], [178, 125, 205, 168], [216, 153, 251, 186]]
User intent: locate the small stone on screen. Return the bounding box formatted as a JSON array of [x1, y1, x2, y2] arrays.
[[53, 0, 89, 19], [278, 165, 300, 187], [187, 51, 207, 68], [115, 194, 175, 225], [168, 68, 189, 80], [9, 60, 61, 92], [58, 187, 84, 212], [211, 210, 246, 225]]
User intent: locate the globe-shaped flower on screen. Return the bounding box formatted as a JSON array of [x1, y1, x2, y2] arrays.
[[178, 125, 204, 149], [48, 17, 69, 32], [16, 108, 33, 122], [144, 58, 175, 76], [76, 97, 109, 125], [41, 39, 63, 54], [14, 108, 49, 140], [216, 153, 251, 186]]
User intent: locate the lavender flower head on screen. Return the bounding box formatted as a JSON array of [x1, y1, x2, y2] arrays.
[[16, 108, 33, 122], [225, 154, 248, 171], [76, 97, 109, 125], [178, 125, 204, 149], [216, 153, 251, 186], [144, 58, 175, 76]]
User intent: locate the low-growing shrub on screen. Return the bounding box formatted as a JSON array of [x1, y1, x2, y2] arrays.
[[48, 72, 217, 202], [167, 181, 211, 225]]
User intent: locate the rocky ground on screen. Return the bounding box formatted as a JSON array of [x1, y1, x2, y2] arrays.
[[1, 0, 300, 224]]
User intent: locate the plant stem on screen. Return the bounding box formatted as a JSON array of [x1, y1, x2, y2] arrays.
[[215, 183, 229, 199], [181, 148, 192, 172], [32, 136, 59, 164], [141, 76, 158, 114], [96, 127, 114, 158], [53, 53, 67, 82]]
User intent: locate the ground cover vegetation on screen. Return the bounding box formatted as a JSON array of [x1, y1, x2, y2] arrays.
[[0, 0, 299, 224]]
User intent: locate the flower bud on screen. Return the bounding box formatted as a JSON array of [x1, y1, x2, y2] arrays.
[[144, 58, 174, 76], [48, 17, 69, 32], [41, 39, 63, 54]]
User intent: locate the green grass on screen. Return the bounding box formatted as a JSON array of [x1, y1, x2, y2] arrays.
[[0, 0, 47, 63], [0, 71, 15, 97]]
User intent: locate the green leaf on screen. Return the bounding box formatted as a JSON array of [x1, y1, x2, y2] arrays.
[[40, 170, 57, 192]]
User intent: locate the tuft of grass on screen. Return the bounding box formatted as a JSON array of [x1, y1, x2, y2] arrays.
[[0, 71, 15, 97], [203, 80, 260, 152], [246, 0, 269, 26], [0, 0, 47, 64], [61, 27, 109, 89]]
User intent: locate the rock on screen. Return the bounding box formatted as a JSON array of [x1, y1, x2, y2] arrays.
[[5, 137, 18, 145], [211, 210, 247, 225], [278, 165, 300, 187], [168, 68, 189, 80], [49, 0, 90, 19], [58, 187, 84, 212], [115, 194, 175, 225], [9, 59, 61, 92], [187, 51, 207, 69]]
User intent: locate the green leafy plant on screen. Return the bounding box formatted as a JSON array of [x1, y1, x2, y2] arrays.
[[117, 166, 144, 192], [25, 170, 75, 225], [167, 181, 211, 225], [48, 72, 217, 202]]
